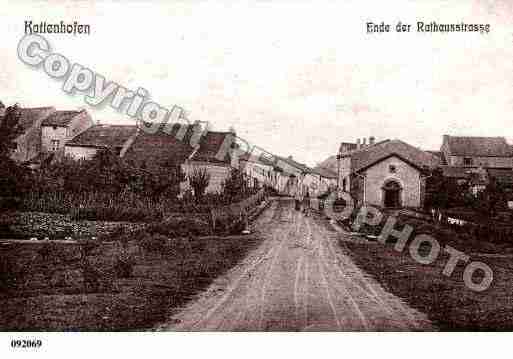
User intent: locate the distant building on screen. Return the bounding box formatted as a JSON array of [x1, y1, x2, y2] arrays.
[[338, 138, 440, 208], [10, 106, 56, 163], [239, 152, 276, 189], [273, 155, 311, 196], [64, 124, 138, 160], [182, 130, 237, 194], [41, 110, 94, 158], [441, 135, 513, 168], [122, 123, 237, 194], [309, 166, 337, 197]]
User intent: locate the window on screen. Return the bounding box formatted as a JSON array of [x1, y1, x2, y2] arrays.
[[342, 178, 347, 192], [389, 164, 397, 173], [51, 139, 60, 151], [463, 157, 473, 166]]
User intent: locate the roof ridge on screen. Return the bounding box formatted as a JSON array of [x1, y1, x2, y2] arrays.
[[345, 138, 391, 156]]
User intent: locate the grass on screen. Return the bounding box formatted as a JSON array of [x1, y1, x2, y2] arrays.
[[20, 191, 191, 222], [0, 232, 263, 331], [341, 235, 513, 330]]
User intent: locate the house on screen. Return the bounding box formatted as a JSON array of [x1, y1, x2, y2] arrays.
[[64, 124, 139, 160], [182, 130, 238, 194], [8, 106, 56, 163], [122, 123, 237, 194], [338, 138, 440, 208], [274, 155, 311, 196], [41, 110, 94, 158], [239, 152, 276, 189], [441, 135, 513, 168], [310, 166, 337, 197]]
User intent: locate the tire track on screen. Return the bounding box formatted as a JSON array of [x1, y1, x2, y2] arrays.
[[306, 217, 369, 330], [258, 210, 299, 330], [311, 217, 426, 330]]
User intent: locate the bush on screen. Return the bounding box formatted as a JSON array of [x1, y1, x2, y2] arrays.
[[0, 256, 26, 291], [113, 256, 134, 278], [140, 233, 169, 254], [146, 217, 212, 237], [82, 260, 115, 293]]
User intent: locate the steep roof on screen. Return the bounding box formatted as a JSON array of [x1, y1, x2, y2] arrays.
[[239, 152, 275, 167], [427, 150, 442, 158], [42, 110, 82, 127], [66, 125, 138, 148], [191, 131, 233, 164], [15, 107, 55, 131], [316, 155, 338, 173], [312, 166, 337, 179], [276, 155, 311, 173], [443, 135, 513, 157], [123, 124, 198, 167], [339, 142, 358, 153], [347, 139, 440, 173]]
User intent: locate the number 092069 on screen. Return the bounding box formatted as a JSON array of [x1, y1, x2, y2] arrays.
[[11, 339, 42, 349]]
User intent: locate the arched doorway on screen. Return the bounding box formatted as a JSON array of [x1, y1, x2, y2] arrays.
[[382, 180, 402, 208]]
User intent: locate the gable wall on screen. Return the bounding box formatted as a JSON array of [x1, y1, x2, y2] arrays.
[[42, 112, 94, 156], [363, 156, 422, 208]]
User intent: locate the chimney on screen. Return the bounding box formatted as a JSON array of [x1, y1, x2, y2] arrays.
[[369, 136, 375, 145], [362, 138, 367, 147], [356, 138, 361, 149]]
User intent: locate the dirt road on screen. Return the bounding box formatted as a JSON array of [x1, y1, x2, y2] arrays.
[[158, 199, 434, 331]]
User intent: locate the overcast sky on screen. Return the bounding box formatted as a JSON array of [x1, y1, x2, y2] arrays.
[[1, 0, 513, 166]]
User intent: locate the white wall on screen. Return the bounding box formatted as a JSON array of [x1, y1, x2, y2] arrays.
[[64, 146, 99, 160], [182, 162, 231, 194], [338, 156, 351, 193], [41, 126, 67, 153], [363, 156, 422, 208], [241, 160, 274, 188]]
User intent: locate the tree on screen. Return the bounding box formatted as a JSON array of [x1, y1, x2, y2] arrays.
[[0, 104, 27, 199], [221, 168, 247, 203], [425, 166, 469, 211], [189, 167, 211, 202], [0, 104, 22, 158], [139, 158, 186, 199], [473, 177, 505, 219]]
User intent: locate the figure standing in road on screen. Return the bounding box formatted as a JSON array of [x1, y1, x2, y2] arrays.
[[303, 191, 310, 216]]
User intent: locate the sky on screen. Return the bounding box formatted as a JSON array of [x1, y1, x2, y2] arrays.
[[1, 0, 513, 166]]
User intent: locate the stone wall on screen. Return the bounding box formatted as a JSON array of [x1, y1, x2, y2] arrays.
[[363, 156, 422, 208]]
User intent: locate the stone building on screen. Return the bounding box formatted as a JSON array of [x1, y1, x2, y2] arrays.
[[338, 138, 440, 208], [9, 106, 56, 163], [309, 166, 337, 197], [41, 110, 94, 158], [64, 124, 138, 160], [121, 123, 237, 194], [441, 135, 513, 168], [239, 152, 276, 189]]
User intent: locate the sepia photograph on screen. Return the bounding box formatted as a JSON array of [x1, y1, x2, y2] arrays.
[[1, 0, 513, 357]]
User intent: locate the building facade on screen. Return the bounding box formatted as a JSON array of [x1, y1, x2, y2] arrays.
[[338, 139, 440, 208], [441, 135, 513, 168], [41, 110, 94, 158]]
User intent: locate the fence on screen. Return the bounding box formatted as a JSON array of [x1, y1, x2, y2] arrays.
[[210, 189, 266, 231]]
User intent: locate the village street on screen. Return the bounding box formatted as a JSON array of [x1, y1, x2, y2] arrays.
[[159, 199, 434, 331]]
